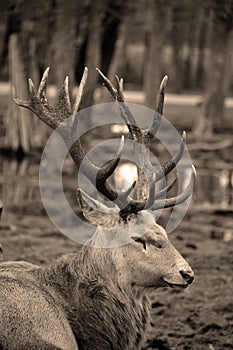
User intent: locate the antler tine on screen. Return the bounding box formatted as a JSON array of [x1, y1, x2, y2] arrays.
[[68, 135, 127, 202], [155, 131, 186, 182], [119, 77, 123, 91], [12, 86, 30, 108], [119, 173, 156, 218], [81, 135, 143, 208], [56, 76, 71, 115], [37, 67, 50, 98], [96, 68, 117, 99], [66, 130, 128, 201], [131, 75, 168, 202], [73, 67, 88, 115], [117, 180, 137, 205], [147, 112, 162, 139], [28, 78, 36, 97], [155, 177, 177, 200], [151, 165, 196, 210], [96, 68, 140, 142], [144, 173, 156, 209], [156, 75, 168, 115], [13, 68, 64, 128], [147, 75, 168, 139], [96, 135, 125, 201], [63, 137, 125, 203], [114, 74, 140, 141], [114, 75, 124, 102]]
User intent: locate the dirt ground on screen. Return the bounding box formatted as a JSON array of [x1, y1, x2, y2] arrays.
[[145, 209, 233, 350]]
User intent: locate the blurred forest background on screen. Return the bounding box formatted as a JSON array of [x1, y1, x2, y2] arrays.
[[0, 3, 233, 349], [0, 0, 233, 153]]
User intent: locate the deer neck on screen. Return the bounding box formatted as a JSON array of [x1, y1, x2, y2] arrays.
[[72, 247, 151, 350], [43, 248, 151, 349]]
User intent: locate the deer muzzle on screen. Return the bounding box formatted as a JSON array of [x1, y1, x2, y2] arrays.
[[163, 266, 194, 288]]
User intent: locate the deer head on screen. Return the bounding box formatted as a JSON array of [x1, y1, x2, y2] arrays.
[[13, 67, 195, 290]]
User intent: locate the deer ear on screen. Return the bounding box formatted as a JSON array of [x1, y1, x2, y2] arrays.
[[76, 189, 120, 227]]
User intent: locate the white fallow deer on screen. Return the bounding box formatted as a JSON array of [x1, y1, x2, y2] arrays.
[[0, 68, 196, 350]]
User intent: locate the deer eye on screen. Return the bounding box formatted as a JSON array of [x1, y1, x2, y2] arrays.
[[154, 239, 165, 249], [132, 237, 147, 250]]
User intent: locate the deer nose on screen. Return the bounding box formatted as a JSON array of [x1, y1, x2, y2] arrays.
[[179, 270, 194, 285]]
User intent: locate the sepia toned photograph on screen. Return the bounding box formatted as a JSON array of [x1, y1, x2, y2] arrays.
[[0, 0, 232, 349]]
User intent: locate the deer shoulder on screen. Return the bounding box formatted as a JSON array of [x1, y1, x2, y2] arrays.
[[0, 259, 78, 349]]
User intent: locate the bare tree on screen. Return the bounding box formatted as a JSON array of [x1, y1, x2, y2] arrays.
[[193, 1, 233, 138], [4, 0, 54, 152], [52, 0, 80, 93], [143, 0, 172, 108], [83, 0, 107, 107], [0, 2, 9, 77], [5, 34, 33, 153]]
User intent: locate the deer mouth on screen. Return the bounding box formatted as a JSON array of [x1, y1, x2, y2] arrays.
[[162, 277, 189, 289]]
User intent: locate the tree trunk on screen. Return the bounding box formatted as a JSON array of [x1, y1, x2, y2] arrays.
[[210, 30, 233, 129], [4, 0, 54, 153], [143, 1, 161, 108], [52, 0, 79, 93], [106, 23, 126, 84], [84, 0, 106, 108], [193, 92, 215, 138], [143, 0, 171, 108], [182, 4, 204, 90], [0, 1, 9, 78], [194, 8, 208, 90], [169, 2, 185, 93], [193, 8, 233, 138], [5, 34, 33, 153], [100, 22, 126, 102]]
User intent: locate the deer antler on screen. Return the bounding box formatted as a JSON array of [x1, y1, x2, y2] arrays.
[[14, 68, 196, 223], [13, 67, 128, 202], [96, 69, 195, 216]]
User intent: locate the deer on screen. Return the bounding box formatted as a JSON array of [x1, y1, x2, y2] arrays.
[[0, 68, 196, 350]]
